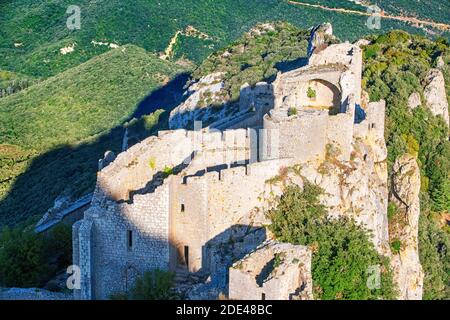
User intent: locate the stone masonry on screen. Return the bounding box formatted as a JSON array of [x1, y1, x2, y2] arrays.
[[73, 25, 412, 300]]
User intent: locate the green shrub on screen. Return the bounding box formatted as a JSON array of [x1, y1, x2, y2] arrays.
[[131, 269, 176, 300], [419, 212, 450, 300], [149, 158, 156, 170], [45, 224, 73, 269], [163, 166, 174, 177], [268, 183, 396, 300], [0, 227, 53, 287], [387, 202, 399, 221], [390, 239, 402, 254], [307, 87, 316, 99], [288, 107, 298, 116]]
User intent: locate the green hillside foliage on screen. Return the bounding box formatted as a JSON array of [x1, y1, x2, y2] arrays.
[[377, 0, 450, 25], [363, 31, 450, 212], [419, 211, 450, 300], [0, 45, 185, 151], [362, 30, 450, 299], [0, 0, 438, 78], [268, 183, 397, 300], [193, 22, 310, 101], [0, 70, 38, 98], [0, 223, 72, 288]]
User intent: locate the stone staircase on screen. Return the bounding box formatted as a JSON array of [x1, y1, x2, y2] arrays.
[[171, 266, 208, 298]]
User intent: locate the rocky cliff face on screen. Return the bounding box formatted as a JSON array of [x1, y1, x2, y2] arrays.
[[390, 154, 424, 300], [424, 69, 449, 127], [169, 72, 231, 129], [307, 23, 334, 57]]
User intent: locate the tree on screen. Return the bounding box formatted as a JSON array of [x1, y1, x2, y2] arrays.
[[131, 269, 176, 300], [0, 227, 53, 287], [268, 183, 397, 300]]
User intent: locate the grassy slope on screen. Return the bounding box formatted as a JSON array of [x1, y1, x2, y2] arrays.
[[377, 0, 450, 25], [0, 0, 441, 78], [0, 44, 185, 151], [0, 45, 186, 226]]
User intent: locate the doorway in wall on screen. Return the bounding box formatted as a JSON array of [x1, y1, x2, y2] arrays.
[[184, 246, 189, 269]]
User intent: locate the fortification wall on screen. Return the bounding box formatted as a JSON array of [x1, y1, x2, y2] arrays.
[[326, 107, 355, 161], [81, 182, 171, 300], [97, 130, 193, 202], [169, 158, 292, 274], [264, 111, 328, 163], [72, 219, 93, 300]]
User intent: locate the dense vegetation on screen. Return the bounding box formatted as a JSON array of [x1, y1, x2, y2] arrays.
[[377, 0, 450, 25], [0, 45, 185, 151], [193, 22, 310, 101], [0, 70, 38, 98], [0, 224, 72, 288], [111, 269, 176, 300], [0, 46, 184, 226], [268, 183, 397, 300], [362, 30, 450, 299], [0, 0, 439, 78]]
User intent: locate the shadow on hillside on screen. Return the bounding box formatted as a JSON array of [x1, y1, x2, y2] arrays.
[[0, 73, 191, 228], [275, 57, 308, 73], [132, 73, 191, 118]]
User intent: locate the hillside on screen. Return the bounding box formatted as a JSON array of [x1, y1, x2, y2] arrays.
[[0, 45, 187, 226], [1, 0, 446, 78], [0, 45, 186, 151]]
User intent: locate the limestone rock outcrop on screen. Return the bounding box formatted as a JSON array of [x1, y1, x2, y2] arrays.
[[423, 69, 449, 127], [169, 72, 229, 128], [436, 55, 445, 69], [307, 23, 334, 57], [408, 92, 422, 110], [390, 154, 424, 300]]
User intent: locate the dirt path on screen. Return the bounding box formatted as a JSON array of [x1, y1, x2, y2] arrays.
[[287, 1, 450, 31]]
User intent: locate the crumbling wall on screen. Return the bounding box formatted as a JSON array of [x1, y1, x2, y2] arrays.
[[229, 242, 312, 300], [80, 182, 171, 300]]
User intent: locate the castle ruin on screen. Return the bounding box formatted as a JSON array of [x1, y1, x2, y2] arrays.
[[73, 26, 388, 300]]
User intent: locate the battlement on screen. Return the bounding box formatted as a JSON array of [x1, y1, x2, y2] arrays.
[[229, 241, 313, 300], [74, 30, 387, 300]]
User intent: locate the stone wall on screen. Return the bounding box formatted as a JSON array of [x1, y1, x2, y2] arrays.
[[229, 241, 312, 300], [263, 109, 328, 163], [76, 182, 171, 300], [72, 219, 93, 300], [170, 158, 292, 275]]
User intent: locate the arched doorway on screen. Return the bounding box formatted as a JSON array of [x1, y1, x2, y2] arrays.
[[298, 79, 341, 112]]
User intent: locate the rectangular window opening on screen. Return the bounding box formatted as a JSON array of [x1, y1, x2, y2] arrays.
[[127, 230, 133, 250], [181, 204, 185, 212]]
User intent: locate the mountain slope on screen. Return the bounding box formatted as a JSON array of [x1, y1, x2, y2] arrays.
[[0, 44, 186, 151], [1, 0, 445, 78]]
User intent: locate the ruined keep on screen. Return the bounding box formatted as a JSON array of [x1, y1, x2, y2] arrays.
[[73, 25, 408, 300]]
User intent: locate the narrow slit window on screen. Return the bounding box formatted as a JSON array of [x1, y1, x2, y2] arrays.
[[261, 293, 266, 300], [184, 246, 189, 268], [181, 204, 185, 213], [127, 230, 133, 250]]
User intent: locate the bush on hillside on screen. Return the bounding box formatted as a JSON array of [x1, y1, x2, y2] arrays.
[[363, 30, 450, 299], [0, 223, 73, 288], [0, 227, 52, 287], [268, 183, 397, 300]]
